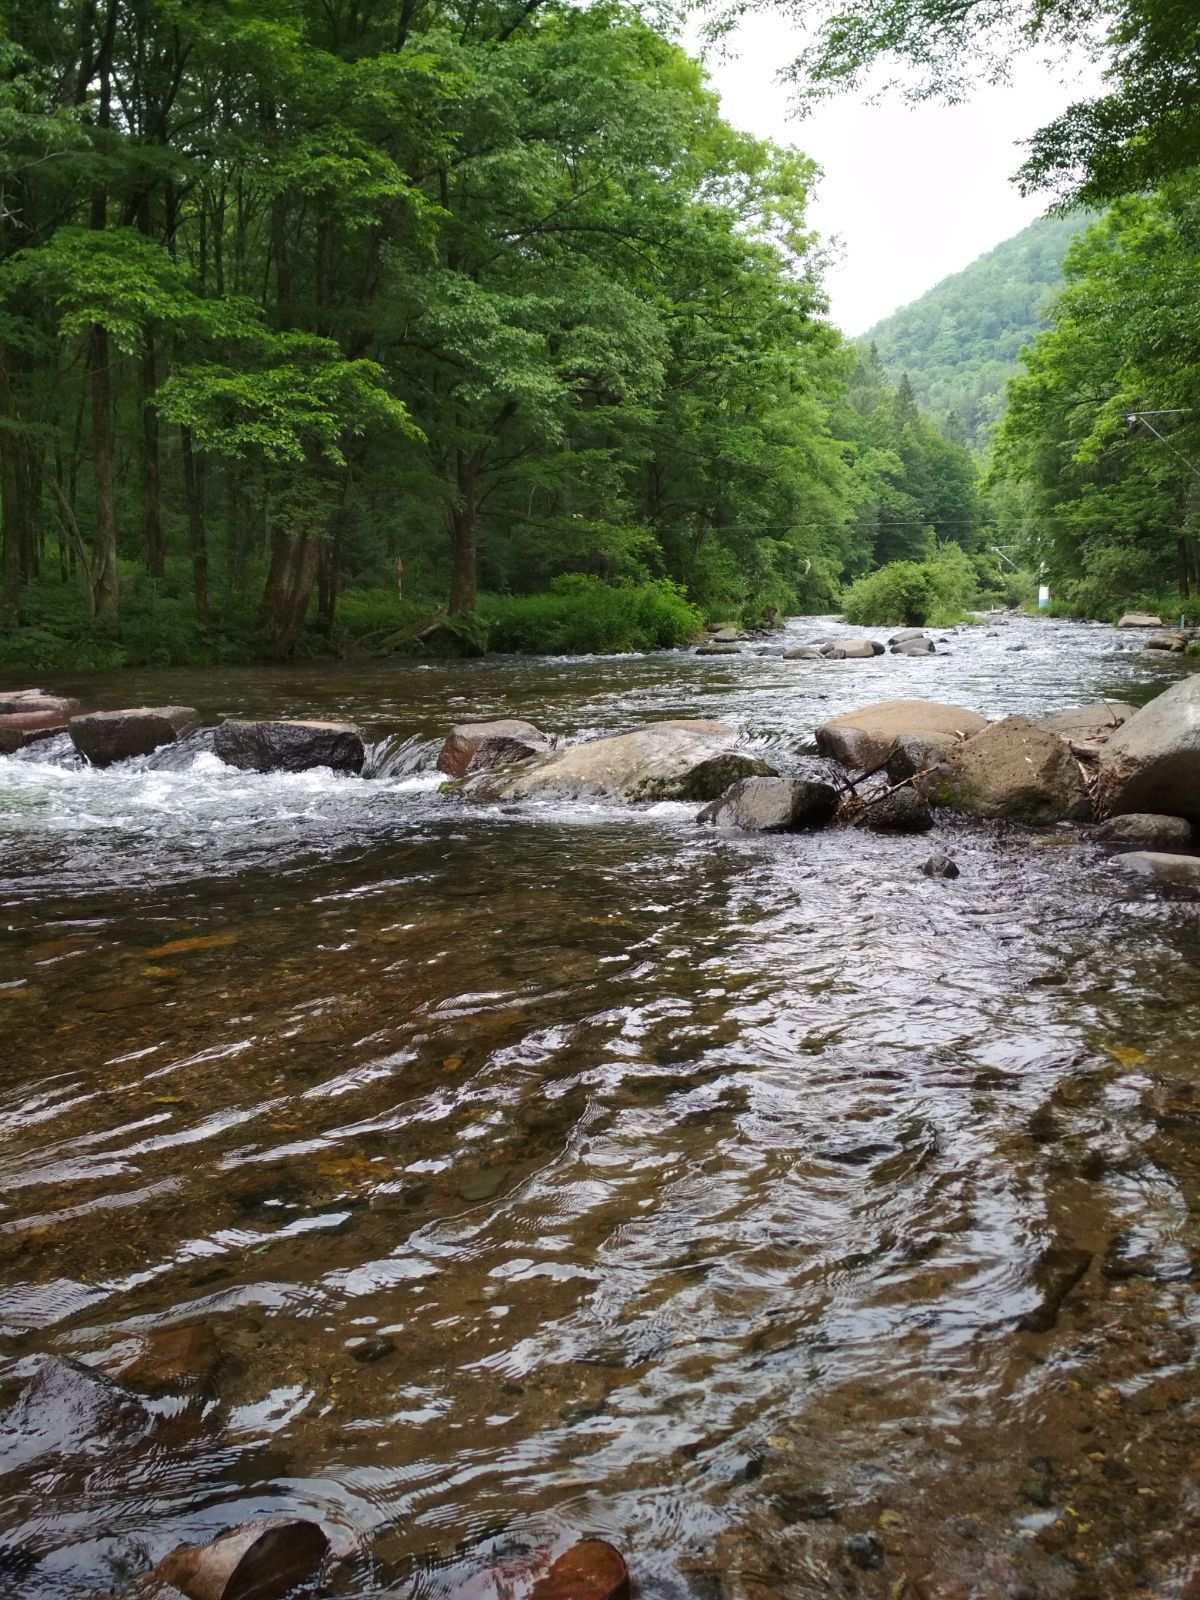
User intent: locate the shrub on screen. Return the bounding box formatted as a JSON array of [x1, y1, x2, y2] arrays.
[[841, 544, 981, 627], [479, 576, 701, 654]]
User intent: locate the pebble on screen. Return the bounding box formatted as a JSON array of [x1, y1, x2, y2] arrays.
[[843, 1532, 884, 1570]]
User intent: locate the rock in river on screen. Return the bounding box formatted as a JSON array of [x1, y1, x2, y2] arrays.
[[1111, 851, 1200, 892], [1094, 675, 1200, 822], [697, 773, 839, 832], [463, 725, 775, 804], [1117, 612, 1164, 628], [69, 706, 197, 767], [816, 698, 987, 771], [890, 636, 936, 656], [0, 690, 82, 748], [1145, 631, 1188, 653], [437, 719, 549, 779], [1094, 812, 1196, 847], [154, 1518, 329, 1600], [214, 719, 365, 775], [859, 785, 934, 832], [1039, 701, 1136, 742], [823, 637, 885, 659], [922, 714, 1092, 823]]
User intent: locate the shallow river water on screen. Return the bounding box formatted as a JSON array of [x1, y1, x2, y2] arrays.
[[1, 616, 1199, 1600]]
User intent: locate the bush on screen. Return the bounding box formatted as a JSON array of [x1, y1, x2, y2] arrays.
[[841, 544, 981, 627], [479, 576, 701, 654]]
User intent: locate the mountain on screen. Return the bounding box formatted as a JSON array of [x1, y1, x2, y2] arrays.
[[862, 211, 1094, 448]]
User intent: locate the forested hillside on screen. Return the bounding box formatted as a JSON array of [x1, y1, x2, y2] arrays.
[[0, 0, 988, 669], [864, 212, 1092, 446]]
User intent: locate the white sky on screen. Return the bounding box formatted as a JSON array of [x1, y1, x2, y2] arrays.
[[700, 16, 1096, 335]]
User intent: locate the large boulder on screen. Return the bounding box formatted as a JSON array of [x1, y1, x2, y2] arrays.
[[816, 698, 987, 771], [888, 628, 927, 645], [859, 786, 934, 833], [1111, 851, 1200, 893], [884, 731, 960, 782], [1094, 813, 1195, 847], [1117, 612, 1164, 628], [69, 706, 196, 767], [1040, 702, 1136, 741], [922, 714, 1091, 822], [822, 638, 884, 659], [463, 725, 775, 804], [696, 772, 839, 832], [436, 719, 549, 779], [1094, 676, 1200, 821], [0, 691, 82, 750], [783, 646, 824, 661], [695, 643, 741, 657], [890, 636, 936, 656], [1145, 632, 1187, 653], [0, 720, 68, 755], [214, 719, 364, 774]]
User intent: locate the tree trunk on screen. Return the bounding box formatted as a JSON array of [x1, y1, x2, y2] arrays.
[[88, 322, 119, 623], [0, 344, 25, 618], [141, 331, 165, 578], [258, 523, 291, 632], [180, 425, 209, 625], [448, 452, 479, 614], [261, 533, 319, 658]]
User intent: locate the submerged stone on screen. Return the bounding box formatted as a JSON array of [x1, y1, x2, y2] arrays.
[[154, 1518, 329, 1600], [697, 773, 839, 832]]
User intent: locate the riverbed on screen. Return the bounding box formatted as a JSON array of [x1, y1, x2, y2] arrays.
[[1, 615, 1198, 1599]]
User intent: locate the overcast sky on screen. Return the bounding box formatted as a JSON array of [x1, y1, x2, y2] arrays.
[[701, 16, 1093, 335]]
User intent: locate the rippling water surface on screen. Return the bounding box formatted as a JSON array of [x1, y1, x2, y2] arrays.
[[1, 617, 1199, 1599]]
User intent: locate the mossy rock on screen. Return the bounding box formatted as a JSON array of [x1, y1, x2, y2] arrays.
[[631, 753, 775, 803]]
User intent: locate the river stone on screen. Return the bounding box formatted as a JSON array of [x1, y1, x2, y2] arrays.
[[1094, 675, 1200, 822], [436, 719, 549, 779], [155, 1518, 330, 1600], [70, 706, 197, 767], [695, 643, 741, 656], [921, 852, 960, 879], [214, 719, 365, 775], [888, 628, 927, 645], [890, 636, 937, 655], [711, 627, 746, 643], [1117, 612, 1164, 628], [0, 1357, 154, 1474], [696, 774, 839, 832], [1094, 812, 1196, 847], [0, 690, 81, 721], [860, 786, 934, 832], [783, 646, 824, 660], [463, 726, 775, 804], [1040, 702, 1136, 743], [1111, 852, 1200, 892], [822, 638, 884, 659], [1145, 631, 1187, 653], [816, 698, 988, 771], [922, 714, 1091, 822], [884, 732, 960, 782]]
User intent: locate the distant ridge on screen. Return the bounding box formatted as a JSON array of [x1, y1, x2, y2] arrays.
[[862, 211, 1094, 447]]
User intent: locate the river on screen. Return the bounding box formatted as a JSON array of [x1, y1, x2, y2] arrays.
[[1, 615, 1198, 1599]]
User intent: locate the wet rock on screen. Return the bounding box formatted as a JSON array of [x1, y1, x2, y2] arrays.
[[1020, 1455, 1056, 1508], [822, 638, 884, 659], [816, 699, 987, 771], [1040, 701, 1135, 743], [773, 1487, 839, 1523], [652, 719, 737, 736], [436, 719, 550, 779], [891, 636, 937, 655], [1094, 676, 1200, 821], [843, 1533, 884, 1571], [530, 1540, 630, 1600], [1111, 851, 1200, 892], [695, 643, 742, 656], [888, 628, 927, 645], [69, 707, 197, 767], [696, 774, 839, 832], [1145, 631, 1187, 652], [885, 731, 960, 782], [1117, 612, 1163, 628], [921, 714, 1092, 823], [154, 1518, 329, 1600], [0, 1357, 154, 1473], [213, 719, 365, 775], [783, 646, 824, 660], [860, 786, 934, 832], [118, 1323, 220, 1392], [921, 853, 960, 879], [711, 628, 747, 643], [463, 726, 775, 805], [350, 1335, 397, 1363], [0, 717, 70, 753], [1016, 1245, 1091, 1332], [1093, 812, 1195, 847], [0, 689, 81, 719]]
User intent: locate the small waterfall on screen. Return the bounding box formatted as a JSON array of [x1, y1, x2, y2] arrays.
[[143, 727, 219, 770], [363, 732, 442, 779], [6, 732, 81, 768]]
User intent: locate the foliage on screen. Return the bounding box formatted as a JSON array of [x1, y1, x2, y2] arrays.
[[840, 543, 981, 626], [479, 576, 702, 654], [864, 213, 1093, 446]]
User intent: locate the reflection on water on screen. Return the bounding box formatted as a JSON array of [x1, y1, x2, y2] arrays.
[[0, 616, 1198, 1598]]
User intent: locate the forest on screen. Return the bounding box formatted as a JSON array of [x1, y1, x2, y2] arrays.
[[1, 0, 1198, 668], [0, 0, 984, 669]]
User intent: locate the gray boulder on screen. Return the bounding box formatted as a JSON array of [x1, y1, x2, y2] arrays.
[[921, 853, 960, 879], [890, 636, 937, 656], [822, 638, 884, 659], [859, 786, 934, 833], [697, 773, 839, 832], [464, 725, 775, 804], [1040, 702, 1136, 743], [1094, 813, 1196, 847], [0, 691, 82, 750], [695, 643, 742, 657], [888, 628, 927, 645], [436, 719, 549, 779], [214, 719, 364, 775], [1145, 632, 1187, 653], [1112, 851, 1200, 893], [1094, 676, 1200, 821], [70, 706, 197, 767], [1117, 612, 1164, 628], [711, 627, 747, 643], [783, 646, 824, 660], [816, 698, 987, 771], [922, 714, 1091, 822], [884, 731, 961, 782]]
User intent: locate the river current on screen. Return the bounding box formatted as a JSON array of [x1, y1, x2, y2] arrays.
[[1, 616, 1198, 1599]]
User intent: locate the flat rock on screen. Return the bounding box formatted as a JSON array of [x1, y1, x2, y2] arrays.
[[70, 707, 197, 767], [890, 636, 936, 655], [816, 698, 987, 771], [1111, 851, 1200, 892], [213, 719, 364, 775], [783, 646, 824, 660], [888, 628, 927, 645], [1040, 702, 1136, 742], [464, 726, 775, 804], [0, 718, 70, 753], [1117, 612, 1164, 628], [1094, 812, 1196, 847], [695, 643, 741, 656], [822, 637, 884, 659], [696, 772, 839, 832], [0, 689, 81, 718], [1145, 632, 1187, 653], [436, 719, 549, 779], [1095, 676, 1200, 821], [922, 714, 1091, 822]]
